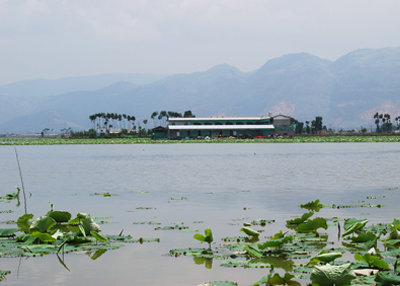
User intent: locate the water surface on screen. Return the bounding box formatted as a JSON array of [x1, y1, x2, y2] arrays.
[[1, 143, 399, 285]]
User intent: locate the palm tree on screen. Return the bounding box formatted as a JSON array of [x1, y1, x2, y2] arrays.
[[151, 111, 158, 127], [158, 114, 163, 126], [374, 112, 381, 132], [143, 119, 148, 132]]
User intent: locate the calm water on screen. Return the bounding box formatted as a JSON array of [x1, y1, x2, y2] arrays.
[[0, 143, 399, 285]]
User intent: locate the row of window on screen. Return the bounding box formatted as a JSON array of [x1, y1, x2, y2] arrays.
[[190, 122, 271, 125]]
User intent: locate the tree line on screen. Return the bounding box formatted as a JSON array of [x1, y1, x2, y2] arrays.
[[89, 113, 136, 130], [374, 112, 400, 133], [150, 110, 195, 127], [293, 116, 326, 134]]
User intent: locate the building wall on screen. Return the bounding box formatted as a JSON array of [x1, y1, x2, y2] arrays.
[[165, 116, 293, 139]]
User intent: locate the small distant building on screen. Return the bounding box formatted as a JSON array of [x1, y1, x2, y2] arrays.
[[153, 114, 294, 139], [152, 126, 167, 139]]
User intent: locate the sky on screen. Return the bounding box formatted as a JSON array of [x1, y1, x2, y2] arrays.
[[1, 0, 400, 85]]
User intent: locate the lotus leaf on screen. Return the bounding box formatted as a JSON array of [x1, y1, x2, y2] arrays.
[[48, 211, 72, 223], [205, 282, 237, 286], [389, 228, 400, 239], [81, 215, 101, 234], [250, 276, 269, 286], [32, 231, 57, 242], [179, 228, 198, 232], [245, 245, 263, 258], [296, 217, 328, 233], [0, 228, 18, 237], [375, 271, 400, 286], [193, 228, 213, 246], [350, 232, 377, 243], [16, 233, 36, 244], [342, 219, 369, 237], [268, 273, 300, 286], [300, 199, 322, 212], [220, 259, 247, 267], [310, 250, 343, 264], [258, 235, 293, 250], [286, 212, 314, 225], [250, 219, 275, 226], [354, 253, 390, 269], [0, 270, 10, 281], [17, 213, 33, 223], [310, 263, 356, 286], [240, 226, 259, 237], [51, 229, 64, 240], [90, 231, 107, 242], [29, 216, 57, 233], [77, 213, 87, 219]]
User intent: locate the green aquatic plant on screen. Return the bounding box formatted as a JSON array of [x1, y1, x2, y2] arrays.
[[258, 230, 293, 250], [240, 226, 260, 238], [251, 272, 300, 286], [354, 247, 390, 270], [0, 271, 10, 282], [286, 211, 314, 225], [342, 218, 368, 237], [296, 217, 328, 233], [193, 228, 213, 248], [375, 271, 400, 286], [310, 263, 356, 286], [0, 202, 142, 265], [0, 187, 20, 200], [300, 199, 322, 212], [309, 250, 343, 265]]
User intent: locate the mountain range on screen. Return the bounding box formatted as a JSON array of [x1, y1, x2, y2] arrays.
[[1, 47, 400, 133]]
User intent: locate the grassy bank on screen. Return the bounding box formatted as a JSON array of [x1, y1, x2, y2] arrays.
[[1, 135, 400, 145]]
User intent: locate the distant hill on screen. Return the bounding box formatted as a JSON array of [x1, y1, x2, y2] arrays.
[[0, 73, 169, 98], [1, 47, 400, 133]]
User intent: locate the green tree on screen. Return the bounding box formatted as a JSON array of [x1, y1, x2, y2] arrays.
[[305, 121, 310, 134], [374, 112, 380, 132], [294, 120, 304, 134], [183, 110, 195, 118], [151, 111, 158, 127]]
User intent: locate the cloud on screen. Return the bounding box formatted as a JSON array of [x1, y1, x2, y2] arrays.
[[1, 0, 400, 84]]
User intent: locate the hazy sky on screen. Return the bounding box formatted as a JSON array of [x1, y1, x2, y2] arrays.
[[1, 0, 400, 85]]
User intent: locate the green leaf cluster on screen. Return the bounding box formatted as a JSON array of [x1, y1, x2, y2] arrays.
[[310, 263, 356, 286], [193, 228, 213, 247]]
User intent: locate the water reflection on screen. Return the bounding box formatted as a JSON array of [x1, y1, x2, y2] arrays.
[[193, 256, 213, 269]]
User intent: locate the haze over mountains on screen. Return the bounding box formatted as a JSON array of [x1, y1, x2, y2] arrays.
[[1, 47, 400, 133]]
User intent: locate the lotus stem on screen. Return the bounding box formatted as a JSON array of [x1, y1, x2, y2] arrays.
[[14, 147, 27, 214]]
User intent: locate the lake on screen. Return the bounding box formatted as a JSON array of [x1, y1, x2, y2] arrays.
[[1, 143, 399, 285]]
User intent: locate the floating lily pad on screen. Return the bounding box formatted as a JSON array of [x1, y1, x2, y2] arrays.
[[91, 192, 118, 197], [0, 270, 10, 281], [250, 219, 275, 226]]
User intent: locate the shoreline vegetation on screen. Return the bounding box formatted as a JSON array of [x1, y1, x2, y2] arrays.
[[1, 134, 400, 145]]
